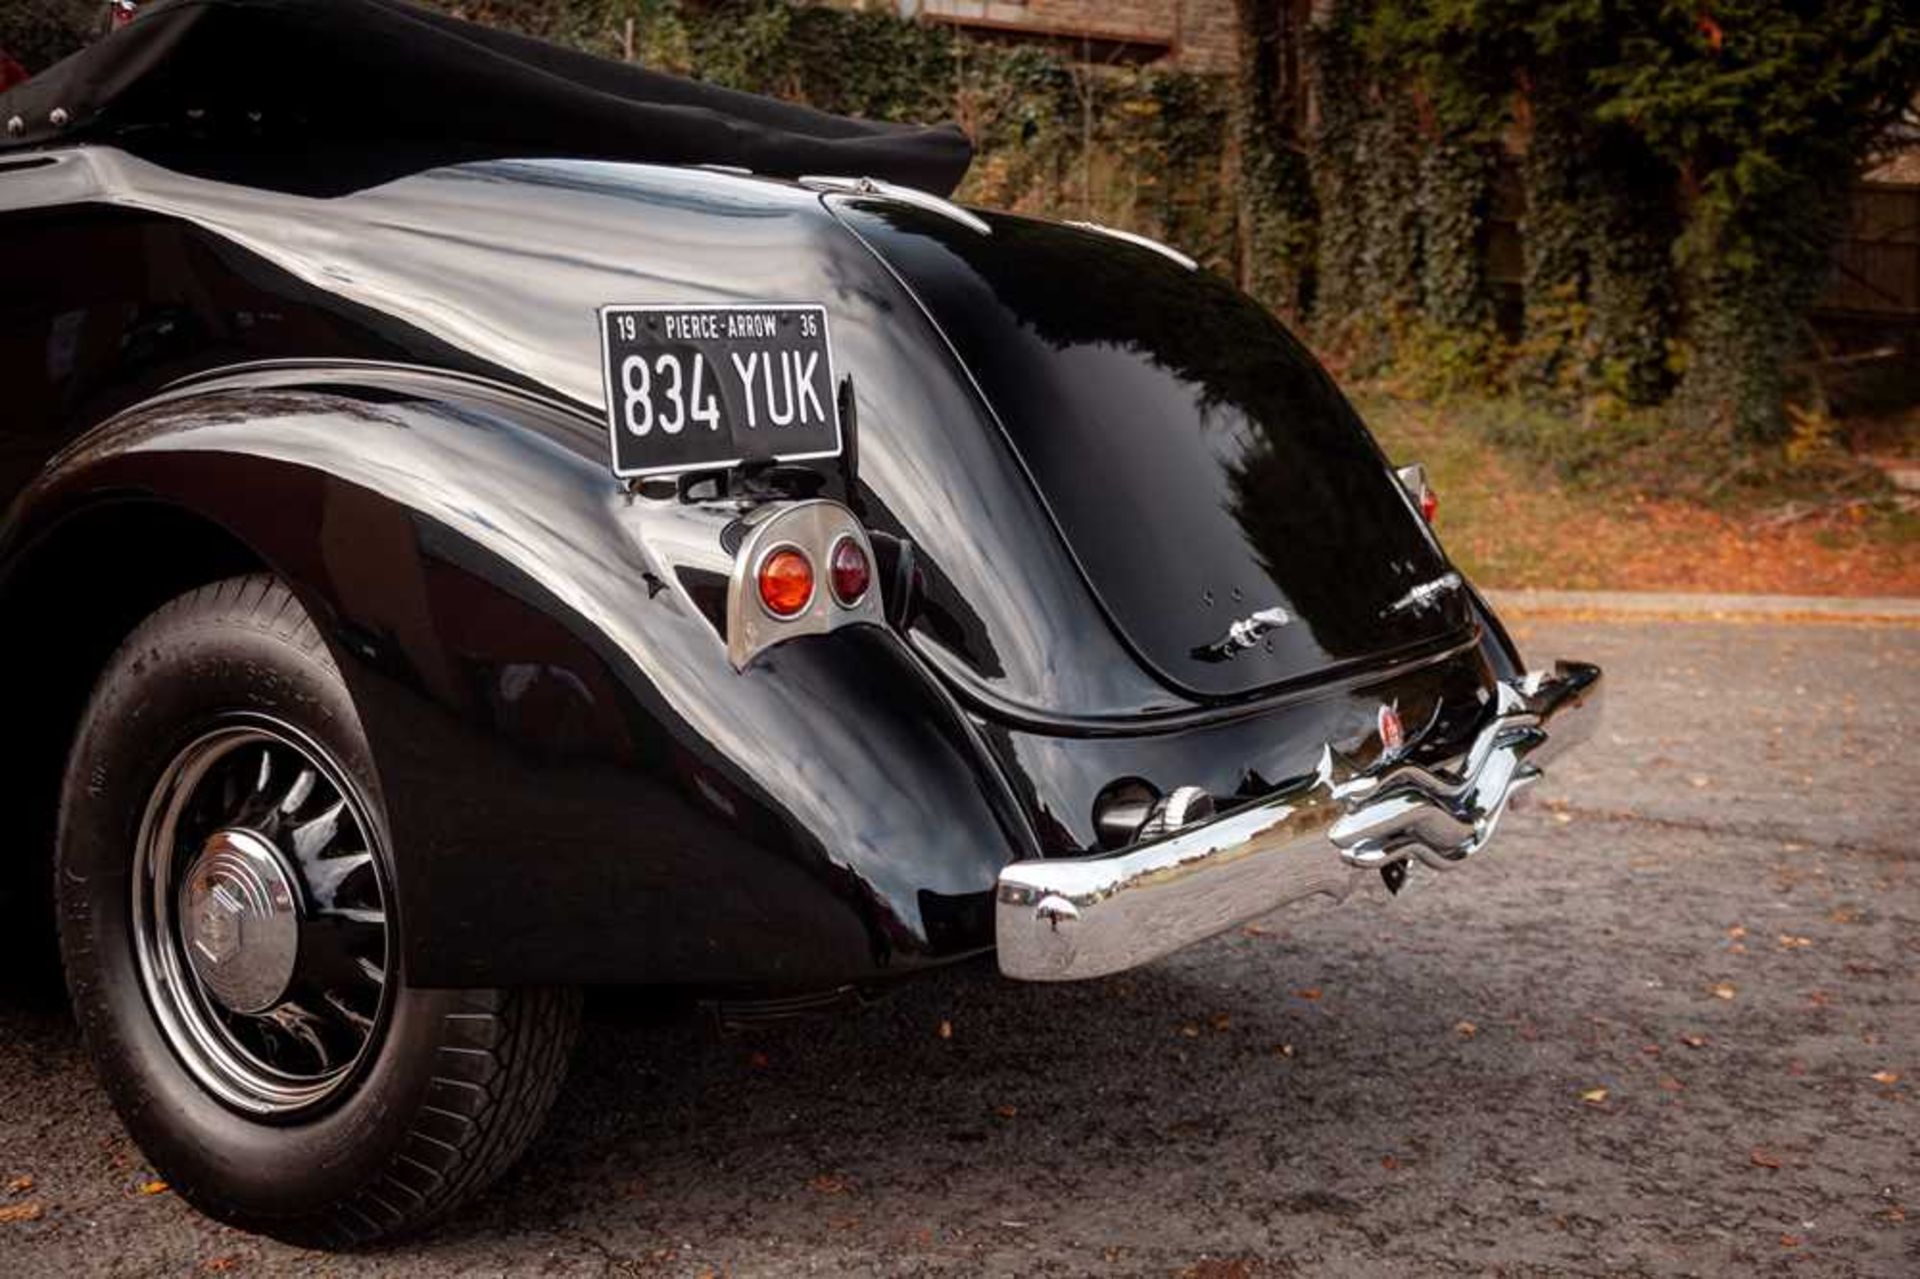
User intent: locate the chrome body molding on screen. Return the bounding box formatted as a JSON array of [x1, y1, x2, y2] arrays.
[[995, 661, 1603, 981], [1064, 220, 1200, 271], [1385, 571, 1463, 618], [1193, 604, 1293, 662], [798, 174, 992, 236]]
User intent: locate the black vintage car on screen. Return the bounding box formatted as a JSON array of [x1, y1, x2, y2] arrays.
[[0, 0, 1600, 1247]]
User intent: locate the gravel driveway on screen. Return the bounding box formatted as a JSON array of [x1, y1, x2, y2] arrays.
[[2, 617, 1914, 1276]]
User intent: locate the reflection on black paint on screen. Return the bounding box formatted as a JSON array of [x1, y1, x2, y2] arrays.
[[837, 203, 1467, 699]]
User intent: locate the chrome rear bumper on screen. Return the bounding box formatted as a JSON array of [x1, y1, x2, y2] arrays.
[[994, 661, 1602, 981]]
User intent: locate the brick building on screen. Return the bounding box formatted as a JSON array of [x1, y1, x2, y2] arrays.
[[843, 1, 1241, 71]]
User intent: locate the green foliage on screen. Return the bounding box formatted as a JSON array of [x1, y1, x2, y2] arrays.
[[1307, 5, 1371, 342], [1417, 136, 1494, 332], [1232, 0, 1318, 319], [0, 0, 99, 71], [1591, 1, 1919, 441], [1357, 0, 1919, 439]]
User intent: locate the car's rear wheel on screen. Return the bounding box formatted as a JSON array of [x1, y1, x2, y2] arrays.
[[57, 574, 579, 1246]]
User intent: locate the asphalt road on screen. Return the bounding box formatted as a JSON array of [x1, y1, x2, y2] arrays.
[[2, 618, 1914, 1276]]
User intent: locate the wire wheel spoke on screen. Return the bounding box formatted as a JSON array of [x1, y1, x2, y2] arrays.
[[294, 909, 388, 995]]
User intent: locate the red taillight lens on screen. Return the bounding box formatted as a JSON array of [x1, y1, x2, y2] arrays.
[[1419, 487, 1438, 523], [757, 547, 814, 617], [828, 537, 871, 606]]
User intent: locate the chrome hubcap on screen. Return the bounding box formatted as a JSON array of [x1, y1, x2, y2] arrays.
[[132, 722, 392, 1116], [180, 829, 300, 1015]]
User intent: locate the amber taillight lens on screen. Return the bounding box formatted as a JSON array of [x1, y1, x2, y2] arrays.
[[828, 537, 871, 606], [757, 547, 814, 617]]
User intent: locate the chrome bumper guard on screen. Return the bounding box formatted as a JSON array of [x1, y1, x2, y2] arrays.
[[995, 661, 1603, 981]]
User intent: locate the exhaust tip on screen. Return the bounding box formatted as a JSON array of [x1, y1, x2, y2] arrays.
[[1139, 785, 1215, 842]]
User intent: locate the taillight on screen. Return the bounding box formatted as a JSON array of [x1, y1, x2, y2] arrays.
[[1395, 463, 1436, 524], [827, 536, 871, 606], [756, 546, 814, 618]]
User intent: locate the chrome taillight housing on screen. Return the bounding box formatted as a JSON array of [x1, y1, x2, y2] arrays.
[[725, 499, 883, 669]]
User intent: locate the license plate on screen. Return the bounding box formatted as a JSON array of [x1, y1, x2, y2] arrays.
[[599, 303, 842, 478]]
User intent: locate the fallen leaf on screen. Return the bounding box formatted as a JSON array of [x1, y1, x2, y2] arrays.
[[1777, 934, 1813, 949], [1273, 1043, 1295, 1059], [3, 1175, 31, 1196], [1870, 1070, 1900, 1086], [1211, 1013, 1233, 1032], [994, 1104, 1018, 1119], [1295, 988, 1322, 1001], [1751, 1149, 1782, 1169], [1689, 775, 1711, 789], [1242, 924, 1271, 938], [1180, 1024, 1201, 1038], [807, 1173, 849, 1195], [1580, 1087, 1609, 1105], [138, 1180, 170, 1196], [1880, 1205, 1907, 1223], [1454, 1020, 1477, 1038], [1710, 983, 1736, 1001], [1681, 1034, 1709, 1049], [1552, 811, 1573, 825], [0, 1202, 44, 1224], [937, 1019, 953, 1041], [1659, 1076, 1685, 1092], [1779, 1234, 1803, 1248], [201, 1258, 241, 1274], [1380, 1155, 1400, 1170], [1641, 1043, 1662, 1056], [748, 1051, 770, 1070], [1726, 925, 1748, 940], [1177, 1259, 1259, 1279]]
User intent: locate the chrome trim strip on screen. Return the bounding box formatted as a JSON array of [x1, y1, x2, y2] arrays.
[[800, 175, 993, 236], [995, 661, 1602, 981], [907, 626, 1487, 739], [1065, 220, 1199, 271]]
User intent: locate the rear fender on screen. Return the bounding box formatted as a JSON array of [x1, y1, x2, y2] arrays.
[[9, 367, 1030, 987]]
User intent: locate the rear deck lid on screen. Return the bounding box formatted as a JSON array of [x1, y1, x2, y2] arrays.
[[832, 200, 1468, 698]]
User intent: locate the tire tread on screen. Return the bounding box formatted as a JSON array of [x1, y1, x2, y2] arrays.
[[321, 985, 581, 1247]]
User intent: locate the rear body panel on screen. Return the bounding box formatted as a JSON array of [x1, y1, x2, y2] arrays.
[[1, 147, 1516, 989], [830, 200, 1469, 700]]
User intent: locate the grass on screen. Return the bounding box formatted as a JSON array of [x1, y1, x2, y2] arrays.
[[1354, 390, 1920, 596]]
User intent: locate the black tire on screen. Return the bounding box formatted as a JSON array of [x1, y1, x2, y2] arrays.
[[57, 574, 580, 1247]]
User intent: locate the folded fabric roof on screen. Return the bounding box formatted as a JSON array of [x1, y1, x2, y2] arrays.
[[0, 0, 973, 195]]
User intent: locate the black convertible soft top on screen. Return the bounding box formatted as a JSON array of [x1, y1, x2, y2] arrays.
[[0, 0, 972, 195]]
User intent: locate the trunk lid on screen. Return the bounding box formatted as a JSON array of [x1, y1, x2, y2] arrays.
[[832, 199, 1468, 699]]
